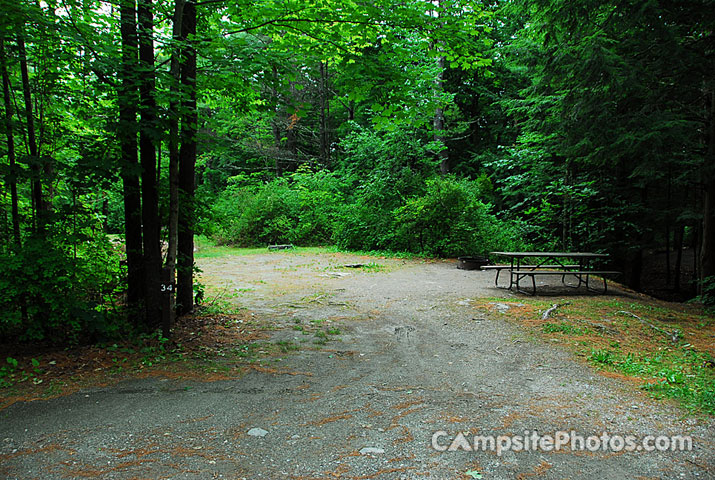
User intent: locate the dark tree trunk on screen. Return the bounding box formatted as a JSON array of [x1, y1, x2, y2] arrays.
[[17, 34, 43, 230], [138, 0, 163, 329], [271, 65, 283, 176], [177, 0, 197, 316], [1, 38, 27, 323], [674, 224, 684, 292], [700, 89, 715, 293], [628, 248, 644, 291], [119, 0, 145, 324], [163, 0, 185, 335], [665, 174, 672, 285], [434, 54, 448, 175], [1, 39, 20, 248], [318, 61, 330, 168], [665, 225, 671, 286]]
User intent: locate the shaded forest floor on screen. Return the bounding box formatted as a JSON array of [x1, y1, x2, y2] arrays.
[[1, 247, 714, 479], [640, 248, 698, 302]]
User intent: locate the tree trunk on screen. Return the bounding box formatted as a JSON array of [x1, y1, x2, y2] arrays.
[[319, 61, 331, 168], [163, 0, 185, 335], [699, 89, 715, 293], [177, 0, 197, 316], [665, 225, 671, 286], [137, 0, 163, 329], [271, 65, 283, 176], [665, 174, 672, 285], [17, 34, 43, 230], [432, 1, 448, 175], [628, 248, 644, 291], [119, 0, 145, 325], [674, 224, 684, 292], [1, 39, 20, 248], [434, 54, 448, 175]]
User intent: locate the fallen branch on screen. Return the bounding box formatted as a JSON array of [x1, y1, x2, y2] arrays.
[[617, 311, 682, 343], [584, 320, 619, 336], [309, 294, 327, 304], [268, 244, 294, 250], [542, 302, 571, 320]]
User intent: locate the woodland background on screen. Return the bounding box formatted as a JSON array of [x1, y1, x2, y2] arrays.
[[0, 0, 713, 344]]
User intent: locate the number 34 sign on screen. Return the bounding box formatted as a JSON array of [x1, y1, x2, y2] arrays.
[[160, 283, 174, 293]]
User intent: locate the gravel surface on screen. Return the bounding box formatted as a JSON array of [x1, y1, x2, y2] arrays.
[[1, 250, 713, 479]]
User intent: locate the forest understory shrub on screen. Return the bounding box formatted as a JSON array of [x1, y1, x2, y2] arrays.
[[208, 168, 526, 257], [0, 228, 126, 345]]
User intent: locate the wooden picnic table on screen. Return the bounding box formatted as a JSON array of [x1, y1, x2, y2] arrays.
[[482, 251, 619, 295]]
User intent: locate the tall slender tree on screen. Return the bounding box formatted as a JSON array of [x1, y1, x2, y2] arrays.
[[17, 34, 43, 230], [137, 0, 162, 327], [177, 0, 197, 316], [1, 39, 20, 248], [118, 0, 145, 324], [163, 0, 186, 334]]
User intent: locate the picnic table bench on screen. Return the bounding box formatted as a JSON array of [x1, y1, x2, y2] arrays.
[[482, 251, 620, 295]]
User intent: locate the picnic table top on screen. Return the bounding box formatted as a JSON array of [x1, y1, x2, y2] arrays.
[[490, 251, 609, 259]]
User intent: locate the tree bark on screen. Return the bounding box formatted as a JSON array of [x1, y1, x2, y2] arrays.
[[1, 39, 20, 248], [674, 224, 684, 292], [138, 0, 163, 329], [319, 61, 331, 168], [163, 0, 185, 335], [700, 89, 715, 293], [119, 0, 145, 325], [271, 65, 283, 176], [177, 0, 197, 316], [17, 34, 43, 229], [434, 54, 448, 175]]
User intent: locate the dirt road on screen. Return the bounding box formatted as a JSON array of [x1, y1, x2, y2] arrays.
[[1, 250, 712, 479]]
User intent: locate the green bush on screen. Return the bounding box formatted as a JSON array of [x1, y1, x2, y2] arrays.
[[208, 168, 526, 256], [207, 127, 527, 256], [291, 168, 346, 244], [210, 168, 345, 246], [333, 165, 423, 252], [392, 176, 524, 257], [0, 233, 125, 344]]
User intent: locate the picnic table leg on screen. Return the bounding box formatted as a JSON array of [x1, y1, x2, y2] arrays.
[[586, 275, 609, 294], [577, 259, 586, 288]]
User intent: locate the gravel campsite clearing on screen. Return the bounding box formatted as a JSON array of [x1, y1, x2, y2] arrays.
[[1, 248, 713, 479]]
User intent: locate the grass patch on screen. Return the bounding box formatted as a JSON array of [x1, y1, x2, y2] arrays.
[[194, 235, 328, 259], [589, 347, 715, 414], [325, 245, 419, 259], [476, 296, 715, 415], [542, 322, 588, 335], [276, 340, 300, 353]]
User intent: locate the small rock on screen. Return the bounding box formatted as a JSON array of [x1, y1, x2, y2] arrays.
[[247, 428, 268, 437], [360, 447, 385, 455], [493, 303, 511, 313]]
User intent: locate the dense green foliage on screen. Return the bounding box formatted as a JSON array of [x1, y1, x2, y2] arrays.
[[0, 223, 125, 344], [1, 0, 713, 343], [207, 168, 524, 257]]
